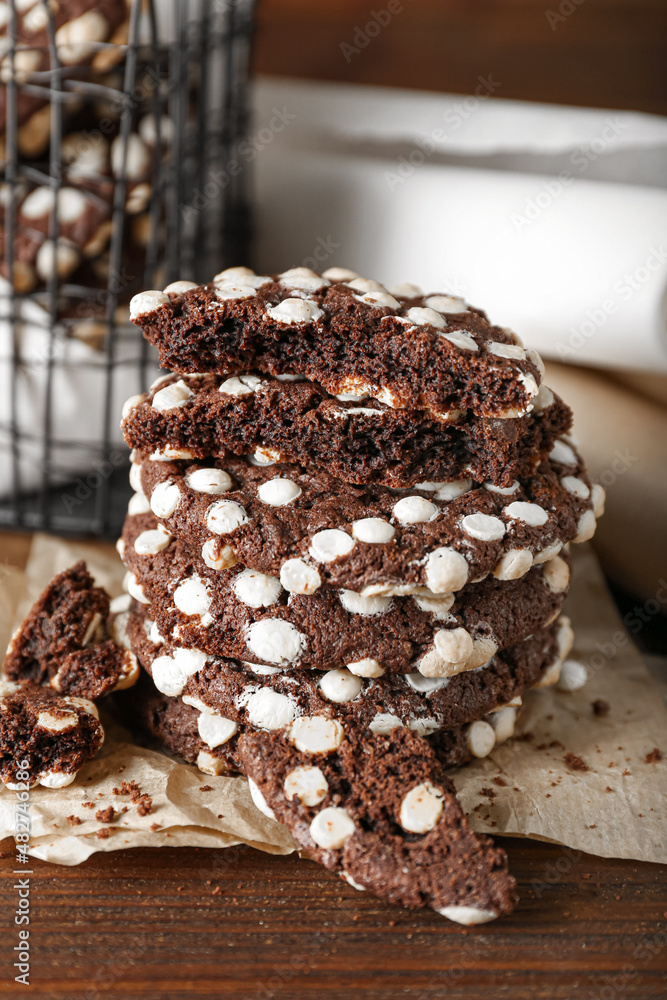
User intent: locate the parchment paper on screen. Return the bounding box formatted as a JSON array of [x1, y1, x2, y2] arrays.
[[0, 534, 665, 865]]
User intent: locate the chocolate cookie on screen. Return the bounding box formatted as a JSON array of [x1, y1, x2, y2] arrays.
[[119, 510, 570, 676], [118, 597, 571, 751], [132, 447, 604, 596], [121, 371, 571, 489], [129, 267, 545, 420], [0, 680, 103, 788], [4, 562, 139, 700], [238, 726, 517, 923]]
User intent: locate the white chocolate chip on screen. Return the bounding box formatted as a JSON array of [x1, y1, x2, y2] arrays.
[[129, 462, 144, 494], [443, 331, 478, 351], [128, 492, 151, 515], [125, 572, 150, 605], [346, 658, 385, 678], [405, 673, 449, 694], [368, 712, 403, 734], [435, 479, 472, 501], [533, 385, 554, 412], [404, 306, 445, 328], [151, 647, 207, 696], [556, 659, 588, 692], [39, 771, 77, 789], [413, 593, 455, 617], [245, 619, 305, 664], [284, 766, 328, 806], [437, 906, 498, 926], [484, 480, 519, 496], [309, 529, 355, 563], [109, 593, 131, 614], [247, 777, 276, 818], [574, 509, 596, 543], [232, 569, 282, 608], [493, 548, 533, 580], [163, 280, 198, 294], [339, 590, 392, 616], [219, 374, 263, 396], [355, 290, 401, 309], [257, 477, 302, 507], [561, 476, 590, 499], [425, 546, 469, 593], [526, 347, 546, 377], [309, 807, 355, 850], [174, 575, 212, 619], [37, 710, 78, 733], [134, 527, 172, 556], [504, 501, 549, 527], [280, 558, 321, 595], [347, 278, 385, 293], [351, 517, 395, 544], [121, 394, 145, 419], [433, 627, 473, 665], [186, 468, 233, 495], [214, 282, 258, 301], [424, 294, 467, 314], [197, 713, 238, 748], [55, 10, 109, 64], [318, 669, 363, 704], [460, 512, 506, 541], [487, 341, 526, 360], [245, 688, 296, 730], [279, 267, 329, 292], [542, 555, 570, 593], [152, 379, 193, 412], [322, 267, 359, 281], [399, 782, 444, 834], [533, 541, 563, 565], [289, 717, 345, 754], [201, 539, 237, 571], [130, 290, 170, 320], [392, 496, 439, 525], [550, 439, 577, 465], [488, 706, 517, 743], [206, 499, 248, 535], [467, 720, 496, 758], [197, 751, 229, 777], [591, 483, 606, 517], [150, 481, 181, 519], [266, 298, 323, 324]]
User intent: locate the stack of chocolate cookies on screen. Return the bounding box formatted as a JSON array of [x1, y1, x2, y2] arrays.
[[116, 265, 605, 924]]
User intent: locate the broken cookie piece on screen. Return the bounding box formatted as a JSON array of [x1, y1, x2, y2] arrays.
[[4, 562, 139, 700], [0, 681, 103, 788], [238, 726, 517, 923]]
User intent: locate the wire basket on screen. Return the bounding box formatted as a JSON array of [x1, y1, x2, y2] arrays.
[[0, 0, 254, 537]]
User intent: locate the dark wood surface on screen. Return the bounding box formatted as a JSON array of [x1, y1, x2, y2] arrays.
[[1, 837, 666, 999], [255, 0, 667, 114], [1, 532, 666, 998]]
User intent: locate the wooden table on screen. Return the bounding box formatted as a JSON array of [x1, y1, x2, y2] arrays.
[[1, 532, 666, 999]]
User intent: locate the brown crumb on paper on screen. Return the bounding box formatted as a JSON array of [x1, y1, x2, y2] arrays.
[[564, 752, 589, 772], [199, 785, 213, 792], [592, 699, 610, 716], [96, 828, 110, 840], [645, 748, 663, 764], [95, 807, 115, 824], [135, 795, 153, 817], [66, 815, 82, 826]]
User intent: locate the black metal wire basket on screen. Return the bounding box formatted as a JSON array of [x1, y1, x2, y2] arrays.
[[0, 0, 254, 537]]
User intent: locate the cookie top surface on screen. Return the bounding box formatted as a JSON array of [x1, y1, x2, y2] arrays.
[[0, 680, 103, 787], [129, 266, 545, 420], [3, 561, 139, 701], [119, 510, 569, 676], [121, 370, 571, 489], [132, 445, 602, 596], [238, 725, 517, 922]]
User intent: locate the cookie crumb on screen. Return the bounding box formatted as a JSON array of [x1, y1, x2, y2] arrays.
[[96, 828, 110, 840], [95, 807, 115, 824], [135, 794, 153, 816], [150, 822, 161, 832], [66, 815, 82, 826], [199, 785, 213, 792], [492, 776, 507, 787], [645, 748, 663, 764], [592, 699, 610, 716], [564, 752, 589, 772]]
